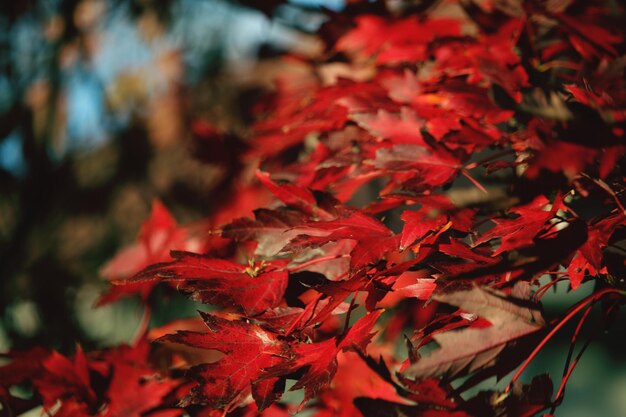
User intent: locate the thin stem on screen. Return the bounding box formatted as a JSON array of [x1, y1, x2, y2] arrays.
[[461, 169, 488, 194], [560, 304, 593, 383], [342, 292, 358, 335], [549, 305, 596, 414], [505, 287, 624, 392], [552, 335, 594, 408], [535, 276, 567, 300]]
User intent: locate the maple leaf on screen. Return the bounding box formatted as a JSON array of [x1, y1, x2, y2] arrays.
[[221, 208, 308, 257], [96, 340, 179, 417], [251, 104, 348, 158], [335, 15, 460, 64], [102, 363, 179, 417], [316, 351, 406, 417], [98, 200, 201, 305], [400, 209, 450, 251], [352, 108, 426, 146], [548, 9, 622, 60], [7, 347, 106, 417], [0, 347, 50, 387], [283, 209, 398, 268], [524, 140, 608, 180], [473, 195, 561, 255], [371, 144, 463, 193], [130, 251, 289, 315], [263, 310, 383, 405], [1, 339, 179, 417], [14, 1, 626, 416], [402, 285, 544, 381], [256, 171, 334, 220], [430, 18, 528, 104], [566, 253, 589, 290], [32, 347, 98, 416], [379, 271, 437, 307], [436, 239, 501, 277], [0, 347, 51, 415], [206, 182, 274, 229], [579, 213, 626, 270], [451, 217, 588, 282], [157, 312, 290, 410], [566, 212, 626, 289], [464, 374, 553, 417]]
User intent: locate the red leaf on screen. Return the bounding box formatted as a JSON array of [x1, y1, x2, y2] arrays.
[[282, 209, 398, 268], [256, 171, 334, 220], [103, 362, 177, 417], [33, 347, 97, 416], [221, 208, 307, 257], [352, 108, 426, 146], [131, 252, 289, 315], [98, 200, 197, 305], [0, 347, 50, 387], [336, 15, 460, 63], [403, 286, 544, 381], [157, 312, 290, 410], [264, 311, 383, 405], [473, 195, 561, 255], [372, 144, 463, 192], [317, 351, 406, 417], [579, 213, 626, 270], [400, 209, 449, 251]]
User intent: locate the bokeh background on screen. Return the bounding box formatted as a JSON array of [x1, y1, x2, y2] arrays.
[[0, 1, 624, 416], [0, 0, 327, 351]]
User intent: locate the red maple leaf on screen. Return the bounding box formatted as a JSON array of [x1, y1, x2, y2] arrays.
[[129, 252, 289, 315], [157, 312, 290, 410], [473, 195, 562, 255], [263, 310, 383, 406], [98, 200, 203, 305]]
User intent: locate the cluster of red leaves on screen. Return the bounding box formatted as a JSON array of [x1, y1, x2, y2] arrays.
[[3, 1, 626, 416], [0, 341, 181, 417]]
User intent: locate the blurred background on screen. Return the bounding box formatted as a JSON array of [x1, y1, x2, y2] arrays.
[[0, 0, 329, 352], [0, 1, 624, 416]]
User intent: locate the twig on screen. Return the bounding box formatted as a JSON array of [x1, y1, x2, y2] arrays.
[[342, 292, 358, 335]]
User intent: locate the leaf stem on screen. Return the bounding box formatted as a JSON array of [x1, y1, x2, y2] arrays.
[[461, 169, 488, 194], [342, 292, 358, 335], [548, 303, 594, 414], [560, 303, 593, 383], [535, 276, 567, 300], [505, 287, 624, 393]]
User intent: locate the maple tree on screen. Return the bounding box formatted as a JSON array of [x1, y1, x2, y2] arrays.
[[2, 0, 626, 416]]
